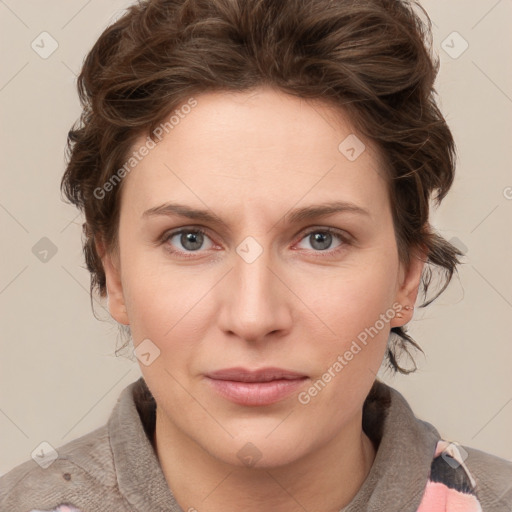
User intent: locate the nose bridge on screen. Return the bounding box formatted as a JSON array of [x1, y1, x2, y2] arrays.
[[220, 237, 290, 341], [237, 243, 273, 310]]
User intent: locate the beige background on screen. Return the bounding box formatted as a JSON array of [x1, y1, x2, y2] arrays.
[[1, 0, 511, 476]]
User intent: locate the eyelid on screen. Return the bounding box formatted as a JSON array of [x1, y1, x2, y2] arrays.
[[160, 226, 217, 247], [291, 226, 352, 255], [160, 224, 353, 257], [296, 225, 353, 243]]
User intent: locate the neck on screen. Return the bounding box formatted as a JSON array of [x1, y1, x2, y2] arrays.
[[153, 407, 376, 512]]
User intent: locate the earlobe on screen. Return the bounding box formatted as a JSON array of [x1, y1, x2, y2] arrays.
[[390, 246, 427, 328], [95, 237, 130, 326]]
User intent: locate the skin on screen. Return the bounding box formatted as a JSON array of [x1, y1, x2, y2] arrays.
[[97, 86, 426, 512]]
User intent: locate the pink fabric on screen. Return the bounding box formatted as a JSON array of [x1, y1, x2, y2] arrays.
[[29, 506, 82, 512], [29, 440, 484, 512], [417, 481, 482, 512], [417, 440, 483, 512]]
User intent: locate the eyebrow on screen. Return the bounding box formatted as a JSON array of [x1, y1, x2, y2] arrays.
[[142, 200, 371, 228]]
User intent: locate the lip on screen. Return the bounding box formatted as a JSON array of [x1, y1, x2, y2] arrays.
[[205, 367, 309, 406], [206, 366, 308, 382]]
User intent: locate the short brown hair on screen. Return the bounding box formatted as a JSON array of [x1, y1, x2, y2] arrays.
[[61, 0, 464, 374]]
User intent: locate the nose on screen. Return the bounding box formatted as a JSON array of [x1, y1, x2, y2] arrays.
[[217, 241, 293, 344]]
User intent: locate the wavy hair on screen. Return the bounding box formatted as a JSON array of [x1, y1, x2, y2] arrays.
[[61, 0, 464, 374]]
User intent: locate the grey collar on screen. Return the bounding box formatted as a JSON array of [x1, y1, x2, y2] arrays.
[[109, 377, 440, 512]]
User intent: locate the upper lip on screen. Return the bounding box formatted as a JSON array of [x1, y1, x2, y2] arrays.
[[206, 367, 308, 383]]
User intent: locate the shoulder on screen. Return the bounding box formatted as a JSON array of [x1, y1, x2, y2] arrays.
[[423, 439, 512, 512], [464, 444, 512, 511], [0, 424, 128, 512]]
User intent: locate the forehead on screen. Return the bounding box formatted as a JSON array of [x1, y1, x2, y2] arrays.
[[120, 87, 389, 222]]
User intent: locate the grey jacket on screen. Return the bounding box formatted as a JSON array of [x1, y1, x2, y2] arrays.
[[1, 377, 511, 512]]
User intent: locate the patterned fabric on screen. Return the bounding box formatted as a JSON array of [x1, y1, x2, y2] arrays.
[[3, 378, 506, 512], [29, 506, 82, 512], [418, 440, 483, 511], [29, 440, 484, 512]]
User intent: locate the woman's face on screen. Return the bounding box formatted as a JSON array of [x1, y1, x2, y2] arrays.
[[101, 86, 424, 467]]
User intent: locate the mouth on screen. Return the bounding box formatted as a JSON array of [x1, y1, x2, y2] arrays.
[[206, 366, 308, 382], [204, 367, 309, 406]]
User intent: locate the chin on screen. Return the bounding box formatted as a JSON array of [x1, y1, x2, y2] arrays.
[[205, 430, 313, 470]]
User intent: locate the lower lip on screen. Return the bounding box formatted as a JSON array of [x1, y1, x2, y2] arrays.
[[205, 377, 309, 406]]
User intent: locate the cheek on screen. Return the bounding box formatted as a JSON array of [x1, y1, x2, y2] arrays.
[[119, 250, 170, 336], [297, 261, 398, 424], [120, 250, 217, 360], [305, 254, 399, 367], [124, 276, 202, 341], [121, 232, 399, 362], [310, 254, 398, 325]]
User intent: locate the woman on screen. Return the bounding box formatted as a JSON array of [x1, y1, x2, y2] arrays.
[[1, 0, 511, 510]]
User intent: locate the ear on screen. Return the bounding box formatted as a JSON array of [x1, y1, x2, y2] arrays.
[[389, 244, 427, 328], [95, 237, 130, 326]]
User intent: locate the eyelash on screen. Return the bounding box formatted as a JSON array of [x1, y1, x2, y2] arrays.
[[159, 226, 352, 260]]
